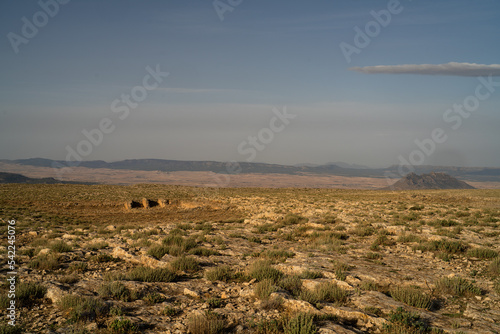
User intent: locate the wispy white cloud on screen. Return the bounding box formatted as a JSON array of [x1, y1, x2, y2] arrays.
[[349, 62, 500, 77], [156, 87, 245, 94]]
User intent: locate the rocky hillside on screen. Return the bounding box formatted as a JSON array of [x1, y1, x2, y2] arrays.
[[388, 172, 475, 190]]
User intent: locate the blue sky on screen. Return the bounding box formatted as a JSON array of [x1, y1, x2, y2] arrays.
[[1, 0, 499, 168]]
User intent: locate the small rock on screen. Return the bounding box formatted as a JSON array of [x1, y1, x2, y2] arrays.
[[184, 288, 200, 298]]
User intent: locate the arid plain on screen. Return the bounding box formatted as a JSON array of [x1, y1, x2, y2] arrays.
[[1, 183, 500, 333]]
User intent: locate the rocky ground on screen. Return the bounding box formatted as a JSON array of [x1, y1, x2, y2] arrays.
[[1, 184, 499, 333]]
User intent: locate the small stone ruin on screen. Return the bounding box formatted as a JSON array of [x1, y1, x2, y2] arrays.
[[124, 198, 172, 210]]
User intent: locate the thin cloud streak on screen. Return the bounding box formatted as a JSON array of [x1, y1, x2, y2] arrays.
[[156, 87, 246, 94], [349, 62, 500, 77]]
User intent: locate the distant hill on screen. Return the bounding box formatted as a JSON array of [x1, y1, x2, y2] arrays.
[[387, 172, 475, 190], [2, 158, 500, 182], [0, 172, 93, 185]]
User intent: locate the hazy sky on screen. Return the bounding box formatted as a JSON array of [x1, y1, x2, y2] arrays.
[[1, 0, 499, 168]]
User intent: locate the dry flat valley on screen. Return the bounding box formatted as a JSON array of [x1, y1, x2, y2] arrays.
[[1, 184, 500, 333]]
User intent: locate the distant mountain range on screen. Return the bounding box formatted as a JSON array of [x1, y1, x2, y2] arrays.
[[2, 158, 500, 182]]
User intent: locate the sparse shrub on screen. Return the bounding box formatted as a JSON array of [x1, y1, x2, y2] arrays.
[[248, 260, 284, 283], [59, 274, 79, 284], [248, 236, 262, 243], [187, 311, 226, 334], [188, 247, 220, 256], [489, 257, 500, 276], [162, 305, 180, 316], [87, 241, 108, 251], [351, 224, 375, 237], [16, 281, 47, 307], [428, 219, 458, 227], [366, 252, 383, 260], [97, 253, 120, 263], [398, 233, 422, 243], [261, 249, 295, 262], [360, 280, 380, 291], [261, 295, 284, 310], [299, 289, 320, 306], [107, 317, 138, 334], [390, 286, 433, 310], [300, 270, 324, 279], [28, 253, 60, 270], [0, 324, 23, 334], [69, 261, 88, 272], [278, 275, 302, 296], [50, 240, 72, 253], [104, 271, 126, 281], [255, 279, 277, 300], [170, 255, 200, 272], [335, 268, 346, 281], [282, 213, 308, 225], [161, 235, 198, 256], [435, 277, 482, 297], [416, 240, 468, 254], [300, 282, 348, 306], [255, 223, 278, 234], [126, 266, 177, 282], [494, 280, 500, 294], [283, 313, 317, 334], [466, 247, 498, 259], [98, 282, 137, 302], [314, 281, 348, 304], [383, 307, 428, 334], [147, 244, 170, 259], [143, 292, 166, 305], [205, 265, 234, 282], [365, 306, 383, 316], [58, 295, 109, 322], [331, 260, 351, 271], [371, 234, 395, 250], [252, 318, 281, 334], [206, 297, 223, 309]]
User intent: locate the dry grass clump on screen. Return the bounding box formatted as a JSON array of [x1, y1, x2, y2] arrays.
[[435, 277, 482, 297], [187, 311, 226, 334], [254, 279, 277, 300], [50, 240, 73, 253], [466, 247, 498, 259], [300, 281, 348, 306], [283, 313, 317, 334], [126, 266, 177, 282], [16, 281, 47, 307], [278, 275, 303, 296], [28, 253, 60, 271], [58, 295, 109, 322], [488, 257, 500, 276], [169, 255, 200, 272], [248, 260, 284, 283], [300, 270, 324, 279], [390, 286, 433, 310], [205, 265, 235, 282], [98, 282, 138, 302]]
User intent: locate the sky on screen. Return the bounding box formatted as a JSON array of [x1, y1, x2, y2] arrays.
[[1, 0, 499, 168]]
